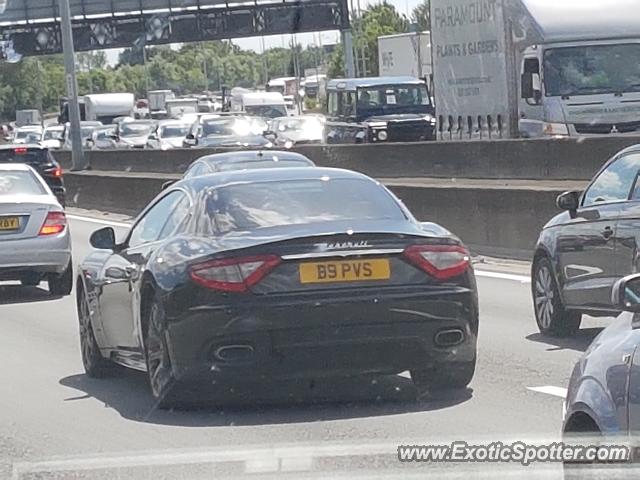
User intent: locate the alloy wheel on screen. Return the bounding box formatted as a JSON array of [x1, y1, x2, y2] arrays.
[[535, 265, 555, 330]]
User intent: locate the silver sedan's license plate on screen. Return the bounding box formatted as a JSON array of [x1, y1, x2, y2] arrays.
[[0, 216, 19, 231]]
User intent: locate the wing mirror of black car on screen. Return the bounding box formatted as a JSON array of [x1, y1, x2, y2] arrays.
[[90, 226, 117, 250], [161, 180, 176, 191], [556, 191, 581, 212], [612, 274, 640, 314]]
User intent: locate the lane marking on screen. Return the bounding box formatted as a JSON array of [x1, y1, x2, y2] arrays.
[[527, 385, 567, 399], [475, 270, 531, 284], [66, 214, 131, 228], [67, 214, 533, 284]]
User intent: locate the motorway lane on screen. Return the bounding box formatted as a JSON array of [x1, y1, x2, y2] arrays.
[[0, 217, 613, 477]]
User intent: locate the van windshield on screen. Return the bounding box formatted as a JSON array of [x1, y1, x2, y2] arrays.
[[544, 44, 640, 97], [355, 84, 431, 117], [244, 104, 287, 118]]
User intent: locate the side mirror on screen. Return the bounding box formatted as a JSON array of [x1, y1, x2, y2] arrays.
[[264, 131, 276, 140], [148, 133, 158, 141], [161, 180, 176, 191], [90, 226, 116, 250], [521, 72, 534, 99], [184, 135, 197, 147], [556, 191, 581, 212], [57, 134, 65, 142], [109, 134, 118, 140], [612, 274, 640, 313]]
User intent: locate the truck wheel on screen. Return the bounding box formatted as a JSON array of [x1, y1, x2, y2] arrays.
[[532, 257, 581, 337], [49, 260, 73, 296], [411, 358, 476, 392]]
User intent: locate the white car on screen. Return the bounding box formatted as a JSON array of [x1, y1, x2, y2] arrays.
[[0, 164, 72, 295], [146, 120, 191, 150], [41, 125, 64, 150], [13, 125, 43, 144]]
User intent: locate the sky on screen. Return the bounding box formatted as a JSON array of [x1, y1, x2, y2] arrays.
[[104, 0, 423, 65]]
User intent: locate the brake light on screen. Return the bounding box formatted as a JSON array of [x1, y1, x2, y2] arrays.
[[189, 255, 281, 292], [403, 245, 470, 280], [51, 166, 62, 178], [39, 211, 67, 236], [14, 147, 27, 154]]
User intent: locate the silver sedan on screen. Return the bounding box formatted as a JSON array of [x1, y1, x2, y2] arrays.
[[0, 164, 72, 295]]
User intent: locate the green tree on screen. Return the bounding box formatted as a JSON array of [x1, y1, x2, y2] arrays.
[[411, 0, 431, 31], [354, 1, 409, 76]]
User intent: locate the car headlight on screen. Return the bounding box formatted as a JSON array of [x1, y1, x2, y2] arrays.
[[543, 122, 569, 136], [377, 130, 388, 141]]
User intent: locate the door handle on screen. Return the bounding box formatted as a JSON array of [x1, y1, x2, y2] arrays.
[[602, 226, 614, 239]]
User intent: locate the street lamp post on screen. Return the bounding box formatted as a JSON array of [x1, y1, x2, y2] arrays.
[[59, 0, 86, 170]]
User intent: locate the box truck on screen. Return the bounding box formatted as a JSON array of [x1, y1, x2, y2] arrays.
[[84, 93, 135, 124], [148, 90, 175, 118], [430, 0, 640, 139], [377, 32, 432, 80]]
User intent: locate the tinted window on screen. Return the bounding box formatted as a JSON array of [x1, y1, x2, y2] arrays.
[[160, 125, 190, 138], [206, 178, 405, 234], [184, 162, 207, 179], [583, 154, 640, 206], [0, 149, 52, 166], [214, 159, 312, 172], [0, 170, 46, 195], [128, 191, 185, 247], [120, 123, 153, 137]]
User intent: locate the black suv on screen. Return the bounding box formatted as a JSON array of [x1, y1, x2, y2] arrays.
[[324, 77, 436, 144], [0, 144, 66, 206]]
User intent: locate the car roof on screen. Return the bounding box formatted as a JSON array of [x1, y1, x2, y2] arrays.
[[16, 125, 43, 130], [195, 150, 315, 167], [0, 143, 47, 151], [179, 167, 371, 192], [0, 162, 31, 171], [327, 76, 423, 90]]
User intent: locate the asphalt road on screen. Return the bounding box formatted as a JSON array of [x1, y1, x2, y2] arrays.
[[0, 216, 614, 479]]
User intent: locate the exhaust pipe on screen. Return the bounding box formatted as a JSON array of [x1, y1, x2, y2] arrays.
[[434, 328, 465, 347], [214, 344, 255, 362]]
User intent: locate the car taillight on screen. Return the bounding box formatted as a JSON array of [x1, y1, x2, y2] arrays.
[[39, 211, 67, 236], [14, 147, 27, 154], [189, 255, 281, 292], [51, 166, 62, 177], [403, 245, 470, 280]]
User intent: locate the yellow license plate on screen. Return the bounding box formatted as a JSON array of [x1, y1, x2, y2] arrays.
[[299, 259, 391, 284], [0, 217, 19, 231]]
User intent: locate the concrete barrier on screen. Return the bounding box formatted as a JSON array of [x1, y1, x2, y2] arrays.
[[55, 135, 640, 181], [64, 171, 574, 259]]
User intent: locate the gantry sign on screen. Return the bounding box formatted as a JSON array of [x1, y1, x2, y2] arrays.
[[0, 0, 350, 56]]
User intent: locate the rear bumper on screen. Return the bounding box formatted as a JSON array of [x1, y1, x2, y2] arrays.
[[165, 288, 478, 382], [0, 231, 71, 277]]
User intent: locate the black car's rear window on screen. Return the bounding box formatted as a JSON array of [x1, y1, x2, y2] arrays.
[[207, 178, 405, 233], [0, 149, 51, 166], [214, 159, 312, 172]]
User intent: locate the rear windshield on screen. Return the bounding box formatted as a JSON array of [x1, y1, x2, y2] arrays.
[[0, 170, 46, 196], [214, 159, 312, 172], [207, 178, 405, 233], [0, 149, 51, 165]]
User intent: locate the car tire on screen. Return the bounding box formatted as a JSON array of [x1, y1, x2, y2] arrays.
[[144, 295, 180, 409], [48, 260, 73, 296], [77, 286, 115, 377], [532, 257, 581, 337], [411, 358, 476, 391]]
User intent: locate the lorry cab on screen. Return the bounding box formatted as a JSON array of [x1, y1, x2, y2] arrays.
[[519, 39, 640, 138], [323, 77, 436, 144]]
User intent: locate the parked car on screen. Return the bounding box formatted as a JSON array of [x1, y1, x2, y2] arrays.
[[265, 116, 324, 147], [40, 125, 64, 150], [77, 167, 478, 407], [532, 144, 640, 336], [146, 120, 191, 150], [0, 163, 72, 295], [0, 144, 65, 206], [183, 115, 272, 148]]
